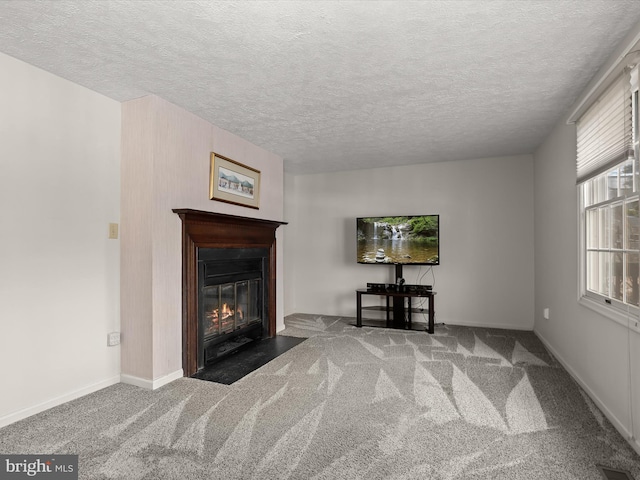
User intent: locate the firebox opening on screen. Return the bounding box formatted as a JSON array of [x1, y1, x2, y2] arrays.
[[202, 279, 262, 338], [197, 247, 269, 370]]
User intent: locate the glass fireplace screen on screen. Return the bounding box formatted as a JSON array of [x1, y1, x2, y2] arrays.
[[202, 279, 262, 338]]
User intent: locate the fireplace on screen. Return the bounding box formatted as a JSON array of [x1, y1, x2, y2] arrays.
[[198, 247, 268, 368], [173, 209, 286, 377]]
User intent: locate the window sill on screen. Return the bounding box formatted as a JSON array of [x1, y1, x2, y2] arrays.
[[579, 296, 640, 335]]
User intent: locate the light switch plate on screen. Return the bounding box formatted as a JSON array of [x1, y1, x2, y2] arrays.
[[108, 223, 119, 239]]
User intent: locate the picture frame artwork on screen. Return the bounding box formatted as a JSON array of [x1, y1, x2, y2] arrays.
[[209, 152, 261, 209]]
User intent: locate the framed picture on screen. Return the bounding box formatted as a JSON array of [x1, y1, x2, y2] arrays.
[[209, 152, 261, 209]]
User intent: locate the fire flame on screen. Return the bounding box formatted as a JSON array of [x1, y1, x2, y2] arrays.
[[205, 303, 244, 336], [221, 303, 233, 318]]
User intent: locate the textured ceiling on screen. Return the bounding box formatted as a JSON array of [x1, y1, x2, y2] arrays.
[[1, 1, 640, 174]]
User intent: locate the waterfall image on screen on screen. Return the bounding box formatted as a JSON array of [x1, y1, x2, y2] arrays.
[[357, 215, 439, 265]]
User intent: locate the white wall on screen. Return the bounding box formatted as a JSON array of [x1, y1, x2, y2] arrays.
[[533, 117, 640, 453], [0, 52, 121, 426], [532, 22, 640, 454], [285, 155, 535, 330]]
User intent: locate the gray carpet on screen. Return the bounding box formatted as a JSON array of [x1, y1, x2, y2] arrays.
[[1, 314, 639, 479]]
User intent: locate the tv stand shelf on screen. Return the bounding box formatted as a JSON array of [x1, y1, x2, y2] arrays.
[[361, 305, 430, 314], [356, 289, 436, 333]]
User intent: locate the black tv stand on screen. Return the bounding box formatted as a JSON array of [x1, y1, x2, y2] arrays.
[[356, 287, 436, 334]]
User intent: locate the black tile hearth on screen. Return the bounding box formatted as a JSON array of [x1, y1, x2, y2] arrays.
[[191, 335, 305, 385]]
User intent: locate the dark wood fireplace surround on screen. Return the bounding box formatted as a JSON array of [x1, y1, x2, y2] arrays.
[[173, 209, 286, 377]]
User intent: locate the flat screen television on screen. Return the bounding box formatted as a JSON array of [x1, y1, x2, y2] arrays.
[[357, 215, 439, 265]]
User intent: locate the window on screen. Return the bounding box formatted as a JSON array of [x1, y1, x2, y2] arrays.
[[578, 66, 639, 315], [582, 161, 639, 307]]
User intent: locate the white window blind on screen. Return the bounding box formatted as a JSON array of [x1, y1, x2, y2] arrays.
[[576, 73, 633, 184]]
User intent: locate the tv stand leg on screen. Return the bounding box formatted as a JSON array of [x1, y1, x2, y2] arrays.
[[386, 295, 390, 328], [392, 296, 405, 328], [427, 294, 435, 334]]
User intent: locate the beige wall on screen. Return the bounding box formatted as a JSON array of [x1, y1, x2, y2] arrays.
[[284, 155, 535, 331], [121, 96, 285, 386], [0, 52, 121, 426]]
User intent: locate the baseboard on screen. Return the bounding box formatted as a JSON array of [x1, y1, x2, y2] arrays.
[[535, 329, 640, 456], [633, 436, 640, 456], [0, 374, 121, 429], [442, 320, 534, 331], [120, 369, 184, 390]]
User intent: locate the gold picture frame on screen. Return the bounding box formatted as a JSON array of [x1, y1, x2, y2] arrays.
[[209, 152, 261, 209]]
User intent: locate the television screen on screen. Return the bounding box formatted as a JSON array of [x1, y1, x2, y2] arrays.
[[357, 215, 439, 265]]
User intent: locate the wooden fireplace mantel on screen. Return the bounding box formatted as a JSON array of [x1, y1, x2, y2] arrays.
[[173, 209, 287, 376]]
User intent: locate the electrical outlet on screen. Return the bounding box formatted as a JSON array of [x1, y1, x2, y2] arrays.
[[107, 332, 120, 346], [108, 223, 119, 239]]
